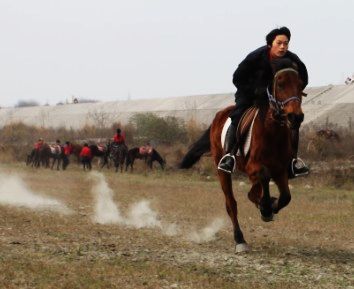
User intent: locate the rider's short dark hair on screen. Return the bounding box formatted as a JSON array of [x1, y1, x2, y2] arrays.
[[266, 26, 291, 46], [116, 128, 121, 134]]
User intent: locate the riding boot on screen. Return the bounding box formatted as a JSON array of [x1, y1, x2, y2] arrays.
[[218, 123, 238, 174], [288, 128, 309, 178]]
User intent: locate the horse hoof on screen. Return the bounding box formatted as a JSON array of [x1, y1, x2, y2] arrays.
[[261, 213, 274, 222], [235, 243, 250, 253]]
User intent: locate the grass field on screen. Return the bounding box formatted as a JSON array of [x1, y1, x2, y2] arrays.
[[0, 162, 353, 289]]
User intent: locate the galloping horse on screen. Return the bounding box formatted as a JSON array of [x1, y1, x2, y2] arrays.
[[125, 147, 165, 172], [110, 143, 128, 172], [180, 58, 305, 252]]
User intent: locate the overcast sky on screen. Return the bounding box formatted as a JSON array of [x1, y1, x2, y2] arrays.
[[0, 0, 353, 107]]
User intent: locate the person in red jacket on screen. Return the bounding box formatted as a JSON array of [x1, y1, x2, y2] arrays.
[[113, 128, 126, 145], [34, 138, 44, 151], [79, 143, 92, 171], [62, 141, 73, 170]]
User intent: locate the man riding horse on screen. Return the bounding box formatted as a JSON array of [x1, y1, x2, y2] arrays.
[[113, 128, 126, 146], [218, 26, 309, 178]]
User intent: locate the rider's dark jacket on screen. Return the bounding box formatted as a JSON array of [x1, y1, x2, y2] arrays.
[[233, 45, 308, 103]]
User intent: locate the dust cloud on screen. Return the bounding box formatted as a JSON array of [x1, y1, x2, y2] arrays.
[[0, 174, 71, 214], [188, 218, 225, 243], [91, 172, 225, 241], [90, 172, 179, 236], [90, 172, 124, 224], [125, 200, 161, 228]]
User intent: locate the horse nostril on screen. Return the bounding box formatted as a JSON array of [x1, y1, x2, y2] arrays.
[[298, 113, 304, 123], [288, 113, 304, 126]]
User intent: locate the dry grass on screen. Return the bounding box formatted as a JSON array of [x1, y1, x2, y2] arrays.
[[0, 163, 353, 289]]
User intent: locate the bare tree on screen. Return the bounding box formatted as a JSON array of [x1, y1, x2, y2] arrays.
[[86, 109, 114, 129]]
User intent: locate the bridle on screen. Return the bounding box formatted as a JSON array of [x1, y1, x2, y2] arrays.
[[266, 68, 302, 114]]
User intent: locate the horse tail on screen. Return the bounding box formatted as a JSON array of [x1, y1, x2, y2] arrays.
[[179, 126, 211, 169]]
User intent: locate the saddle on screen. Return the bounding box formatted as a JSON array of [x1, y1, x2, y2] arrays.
[[139, 146, 153, 156], [236, 107, 259, 157], [221, 106, 259, 157], [97, 144, 106, 152]]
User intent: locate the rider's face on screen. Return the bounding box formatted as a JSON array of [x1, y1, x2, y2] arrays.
[[269, 35, 289, 58]]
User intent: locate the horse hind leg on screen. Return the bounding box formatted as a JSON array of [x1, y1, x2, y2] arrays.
[[57, 158, 61, 170]]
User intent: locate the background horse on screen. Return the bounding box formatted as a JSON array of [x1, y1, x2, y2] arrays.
[[316, 129, 340, 142], [27, 144, 51, 168], [48, 144, 63, 170], [180, 58, 305, 252], [125, 147, 165, 171], [89, 143, 110, 168], [110, 143, 128, 172], [147, 149, 165, 170], [71, 143, 83, 164]]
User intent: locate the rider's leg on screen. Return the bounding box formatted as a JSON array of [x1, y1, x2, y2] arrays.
[[217, 120, 238, 174], [218, 95, 251, 174], [288, 127, 309, 178]]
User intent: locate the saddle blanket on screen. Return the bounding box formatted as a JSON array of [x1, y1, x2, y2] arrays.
[[49, 144, 62, 154]]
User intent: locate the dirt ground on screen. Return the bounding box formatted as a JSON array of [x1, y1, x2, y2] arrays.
[[0, 163, 353, 289]]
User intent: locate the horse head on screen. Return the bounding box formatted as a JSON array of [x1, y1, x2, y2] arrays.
[[270, 58, 304, 128]]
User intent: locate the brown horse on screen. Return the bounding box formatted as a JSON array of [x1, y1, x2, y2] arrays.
[[71, 143, 83, 164], [180, 58, 305, 252], [125, 147, 165, 172]]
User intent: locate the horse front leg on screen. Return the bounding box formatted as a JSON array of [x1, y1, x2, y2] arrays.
[[249, 166, 273, 222], [259, 167, 274, 222], [100, 156, 108, 169], [247, 182, 262, 207], [218, 171, 249, 253], [114, 160, 119, 173], [272, 175, 291, 214]]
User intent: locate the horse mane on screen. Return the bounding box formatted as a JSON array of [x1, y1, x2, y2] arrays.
[[271, 57, 298, 73], [129, 147, 139, 154], [151, 149, 165, 164], [89, 144, 98, 153]]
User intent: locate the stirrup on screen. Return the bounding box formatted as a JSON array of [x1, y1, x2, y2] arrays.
[[291, 158, 309, 177], [218, 153, 236, 174]]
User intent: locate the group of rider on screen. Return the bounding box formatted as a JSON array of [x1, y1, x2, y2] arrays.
[[33, 128, 153, 170], [33, 138, 73, 170]]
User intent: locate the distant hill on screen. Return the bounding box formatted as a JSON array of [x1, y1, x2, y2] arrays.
[[0, 84, 353, 129]]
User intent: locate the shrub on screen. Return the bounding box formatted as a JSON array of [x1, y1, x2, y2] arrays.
[[129, 113, 188, 145]]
